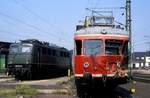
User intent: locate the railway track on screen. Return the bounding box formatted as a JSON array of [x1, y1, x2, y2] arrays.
[[132, 73, 150, 83], [0, 76, 76, 98], [0, 76, 72, 93], [75, 86, 134, 98], [0, 75, 14, 82], [0, 76, 135, 98]]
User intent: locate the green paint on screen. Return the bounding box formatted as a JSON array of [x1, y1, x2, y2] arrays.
[[0, 55, 6, 73]]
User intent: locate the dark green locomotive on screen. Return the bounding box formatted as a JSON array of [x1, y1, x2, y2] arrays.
[[7, 39, 70, 79]]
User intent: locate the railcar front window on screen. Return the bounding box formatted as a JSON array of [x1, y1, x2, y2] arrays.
[[105, 40, 123, 55], [84, 40, 102, 55]]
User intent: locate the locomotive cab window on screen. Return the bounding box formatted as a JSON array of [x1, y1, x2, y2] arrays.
[[10, 45, 19, 53], [75, 40, 82, 55], [21, 44, 33, 53], [21, 46, 32, 53], [105, 40, 123, 55], [84, 40, 102, 55]]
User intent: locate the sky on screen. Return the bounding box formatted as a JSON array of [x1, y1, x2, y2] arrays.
[[0, 0, 149, 51]]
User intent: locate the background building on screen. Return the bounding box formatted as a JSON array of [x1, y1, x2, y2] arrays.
[[0, 41, 11, 73], [132, 51, 150, 69]]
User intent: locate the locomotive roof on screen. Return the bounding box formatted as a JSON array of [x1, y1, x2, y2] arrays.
[[11, 39, 69, 51], [75, 26, 129, 36]]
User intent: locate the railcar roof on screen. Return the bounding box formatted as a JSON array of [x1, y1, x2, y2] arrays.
[[75, 27, 129, 36]]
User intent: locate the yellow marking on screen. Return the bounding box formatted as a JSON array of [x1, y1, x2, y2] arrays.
[[67, 69, 71, 80], [118, 96, 122, 98], [6, 72, 9, 76], [130, 88, 136, 93], [133, 81, 136, 84]]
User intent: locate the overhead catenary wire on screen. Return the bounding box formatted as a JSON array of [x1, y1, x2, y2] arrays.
[[0, 14, 71, 49], [0, 17, 58, 43], [94, 0, 101, 9], [12, 0, 72, 38], [0, 12, 70, 48], [0, 29, 25, 37], [0, 18, 42, 38], [12, 0, 72, 48], [0, 17, 17, 26], [0, 11, 70, 44], [86, 8, 126, 27], [89, 7, 125, 10], [85, 0, 126, 26], [0, 29, 31, 41], [0, 28, 71, 48]]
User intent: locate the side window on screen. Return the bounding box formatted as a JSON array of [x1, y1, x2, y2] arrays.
[[64, 52, 66, 57], [67, 53, 70, 57], [60, 51, 63, 57], [48, 49, 52, 55], [52, 50, 56, 56], [42, 48, 46, 55], [75, 40, 82, 55]]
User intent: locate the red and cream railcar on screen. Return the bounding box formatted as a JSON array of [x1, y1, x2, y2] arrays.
[[74, 16, 129, 91]]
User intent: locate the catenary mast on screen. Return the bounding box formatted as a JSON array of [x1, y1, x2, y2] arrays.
[[126, 0, 132, 77]]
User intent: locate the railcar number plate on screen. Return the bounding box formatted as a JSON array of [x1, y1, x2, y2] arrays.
[[15, 65, 23, 67]]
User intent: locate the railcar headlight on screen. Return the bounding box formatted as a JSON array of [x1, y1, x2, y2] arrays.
[[84, 62, 90, 68]]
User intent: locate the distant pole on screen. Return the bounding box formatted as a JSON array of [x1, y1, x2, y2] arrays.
[[146, 42, 150, 53], [144, 36, 150, 53], [126, 0, 132, 78], [68, 68, 71, 80]]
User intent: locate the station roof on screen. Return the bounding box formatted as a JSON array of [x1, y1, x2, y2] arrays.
[[0, 41, 12, 49], [0, 41, 12, 54]]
